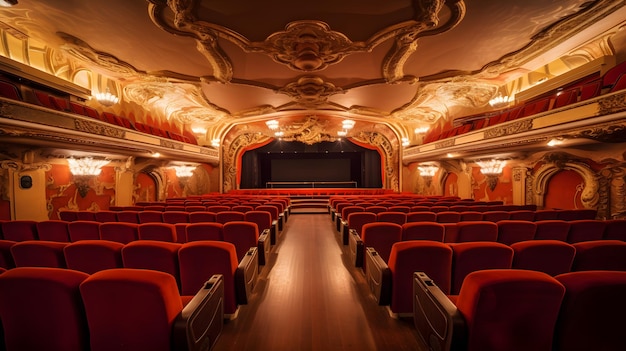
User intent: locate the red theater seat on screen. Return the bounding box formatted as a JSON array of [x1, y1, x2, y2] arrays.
[[553, 271, 626, 351], [414, 269, 565, 351], [566, 219, 606, 243], [223, 221, 270, 267], [453, 221, 498, 243], [216, 211, 246, 224], [116, 210, 140, 223], [377, 211, 407, 225], [186, 222, 223, 242], [75, 211, 96, 221], [121, 241, 182, 289], [459, 211, 483, 221], [508, 210, 536, 221], [571, 240, 626, 271], [496, 220, 536, 245], [11, 241, 68, 268], [138, 210, 164, 223], [349, 222, 402, 268], [179, 241, 256, 317], [436, 211, 461, 223], [0, 267, 90, 351], [162, 211, 190, 224], [534, 220, 571, 241], [93, 210, 118, 223], [344, 212, 377, 245], [99, 222, 139, 244], [401, 222, 445, 242], [1, 220, 38, 241], [557, 209, 597, 221], [64, 240, 124, 274], [188, 211, 217, 223], [59, 210, 79, 222], [0, 240, 16, 269], [511, 240, 575, 276], [604, 219, 626, 241], [36, 220, 70, 242], [80, 268, 224, 351], [449, 241, 514, 294], [138, 222, 177, 242], [67, 220, 101, 241], [482, 210, 510, 222]]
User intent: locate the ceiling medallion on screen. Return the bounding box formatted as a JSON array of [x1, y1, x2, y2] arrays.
[[264, 21, 358, 71], [278, 76, 343, 107]]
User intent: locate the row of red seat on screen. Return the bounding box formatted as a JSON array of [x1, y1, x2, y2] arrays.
[[424, 61, 626, 144], [0, 79, 198, 145], [413, 269, 626, 351], [362, 237, 626, 316], [0, 266, 224, 351], [1, 238, 258, 318], [1, 219, 273, 268]]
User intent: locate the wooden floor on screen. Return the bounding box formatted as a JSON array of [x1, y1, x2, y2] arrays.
[[212, 213, 426, 351]]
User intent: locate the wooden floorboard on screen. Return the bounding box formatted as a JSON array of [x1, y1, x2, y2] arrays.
[[212, 213, 426, 351]]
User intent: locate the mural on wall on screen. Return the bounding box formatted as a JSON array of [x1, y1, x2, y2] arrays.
[[46, 164, 116, 219], [444, 172, 458, 198], [134, 172, 157, 203]]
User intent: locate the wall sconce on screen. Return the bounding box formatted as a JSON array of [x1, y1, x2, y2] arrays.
[[402, 137, 410, 147], [67, 157, 109, 197], [414, 126, 429, 134], [266, 120, 279, 130], [172, 165, 196, 179], [477, 159, 505, 191], [94, 88, 120, 107], [211, 138, 220, 148], [418, 164, 438, 187]]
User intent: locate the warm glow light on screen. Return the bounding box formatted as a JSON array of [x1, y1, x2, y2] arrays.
[[192, 127, 207, 134], [337, 130, 347, 137], [402, 137, 410, 146], [414, 126, 429, 134], [266, 120, 279, 130], [342, 119, 355, 130], [489, 94, 511, 108], [547, 138, 563, 147], [172, 165, 196, 178], [211, 138, 220, 147], [152, 152, 161, 158], [0, 0, 17, 7], [67, 157, 109, 176], [274, 131, 284, 137], [418, 165, 438, 177], [94, 88, 119, 107], [477, 159, 505, 176]]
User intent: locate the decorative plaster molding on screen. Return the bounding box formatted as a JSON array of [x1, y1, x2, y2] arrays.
[[278, 76, 344, 107], [597, 91, 626, 116], [484, 119, 533, 139], [352, 131, 399, 191], [74, 119, 126, 138]]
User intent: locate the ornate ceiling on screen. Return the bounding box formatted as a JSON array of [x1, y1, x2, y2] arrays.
[[1, 0, 626, 148]]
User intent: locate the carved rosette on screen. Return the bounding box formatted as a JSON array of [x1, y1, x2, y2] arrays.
[[278, 76, 343, 107]]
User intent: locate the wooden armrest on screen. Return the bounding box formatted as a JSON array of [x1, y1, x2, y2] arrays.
[[413, 272, 466, 351], [235, 247, 258, 305], [365, 247, 391, 305], [173, 274, 224, 351]]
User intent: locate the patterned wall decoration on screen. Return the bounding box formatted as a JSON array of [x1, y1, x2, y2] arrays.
[[46, 164, 116, 219], [471, 166, 513, 203]]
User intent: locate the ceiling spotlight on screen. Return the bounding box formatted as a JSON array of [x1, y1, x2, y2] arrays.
[[266, 120, 279, 130], [489, 94, 511, 108], [337, 130, 347, 137], [342, 119, 355, 130]]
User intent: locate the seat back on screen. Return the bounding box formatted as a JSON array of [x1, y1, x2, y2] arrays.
[[59, 210, 79, 222], [401, 222, 445, 242], [534, 210, 559, 221], [138, 222, 177, 242], [454, 221, 498, 243], [75, 212, 96, 221], [554, 271, 626, 351], [389, 241, 452, 314], [482, 211, 510, 222], [11, 241, 68, 268], [511, 240, 575, 276], [0, 240, 16, 269], [604, 219, 626, 241], [178, 241, 239, 315], [137, 210, 164, 223], [36, 220, 70, 242], [186, 222, 224, 242], [406, 211, 437, 222], [206, 205, 231, 213], [496, 220, 536, 245], [162, 211, 190, 224], [459, 211, 483, 221], [376, 211, 407, 225], [80, 269, 183, 351], [362, 222, 403, 263], [566, 219, 606, 243], [571, 240, 626, 271], [116, 210, 139, 223], [347, 212, 377, 236], [364, 205, 387, 214], [99, 222, 139, 244], [508, 210, 536, 221], [121, 241, 182, 290], [245, 210, 273, 233], [93, 210, 118, 223], [450, 242, 514, 294], [64, 240, 124, 274], [1, 220, 38, 241], [534, 220, 571, 241], [223, 221, 259, 261], [215, 211, 246, 224], [67, 220, 101, 241], [188, 211, 217, 223], [436, 211, 461, 223], [0, 267, 90, 351], [557, 209, 597, 221], [455, 270, 565, 351]]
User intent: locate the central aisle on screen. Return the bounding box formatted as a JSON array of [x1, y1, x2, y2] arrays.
[[212, 213, 423, 351]]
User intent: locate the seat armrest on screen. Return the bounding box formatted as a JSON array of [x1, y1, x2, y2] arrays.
[[258, 229, 271, 267], [340, 219, 349, 244], [348, 230, 364, 267], [336, 215, 342, 232], [235, 247, 258, 305], [413, 272, 466, 351], [173, 274, 224, 351], [270, 220, 278, 245], [365, 247, 391, 305]]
